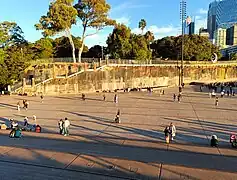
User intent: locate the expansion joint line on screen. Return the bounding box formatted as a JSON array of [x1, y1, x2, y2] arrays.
[[186, 94, 209, 143]]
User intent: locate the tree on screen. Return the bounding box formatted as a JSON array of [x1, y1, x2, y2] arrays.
[[86, 45, 106, 58], [0, 21, 26, 48], [53, 36, 88, 58], [151, 35, 220, 61], [35, 0, 78, 62], [74, 0, 116, 62], [231, 53, 237, 60], [131, 34, 151, 61], [107, 24, 132, 59], [34, 38, 54, 59], [138, 19, 146, 34], [145, 31, 155, 43]]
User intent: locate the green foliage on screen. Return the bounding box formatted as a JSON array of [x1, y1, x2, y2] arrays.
[[85, 45, 106, 58], [0, 21, 26, 48], [131, 35, 151, 61], [107, 24, 152, 60], [53, 36, 88, 57], [74, 0, 116, 62], [34, 38, 54, 59], [138, 19, 146, 34], [231, 53, 237, 60], [151, 35, 221, 61], [107, 24, 132, 59], [35, 0, 77, 37], [0, 49, 4, 64], [35, 0, 77, 62]]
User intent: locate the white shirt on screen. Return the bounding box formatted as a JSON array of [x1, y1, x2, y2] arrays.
[[64, 120, 70, 127]]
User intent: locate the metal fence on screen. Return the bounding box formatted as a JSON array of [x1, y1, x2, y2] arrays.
[[50, 57, 237, 65]]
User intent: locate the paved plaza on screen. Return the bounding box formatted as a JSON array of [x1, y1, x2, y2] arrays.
[[0, 86, 236, 180]]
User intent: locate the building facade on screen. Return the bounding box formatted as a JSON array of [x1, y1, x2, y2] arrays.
[[199, 28, 209, 38], [207, 1, 219, 40], [208, 0, 237, 40], [226, 24, 237, 45], [188, 22, 195, 35], [214, 28, 227, 48]]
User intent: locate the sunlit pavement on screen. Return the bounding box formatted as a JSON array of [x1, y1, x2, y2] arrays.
[[0, 86, 236, 179]]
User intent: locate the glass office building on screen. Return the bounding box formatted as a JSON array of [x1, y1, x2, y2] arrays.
[[216, 0, 237, 27], [207, 1, 219, 40], [208, 0, 237, 40]]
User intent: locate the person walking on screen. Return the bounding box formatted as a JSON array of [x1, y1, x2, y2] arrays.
[[17, 101, 20, 111], [114, 94, 118, 104], [103, 94, 106, 101], [82, 93, 85, 101], [164, 126, 170, 144], [33, 115, 37, 125], [173, 94, 176, 102], [215, 96, 219, 107], [114, 109, 120, 123], [24, 117, 29, 127], [25, 100, 29, 110], [63, 118, 70, 136], [169, 123, 176, 141], [58, 119, 64, 134], [210, 135, 218, 147], [177, 94, 181, 103], [40, 94, 44, 103]]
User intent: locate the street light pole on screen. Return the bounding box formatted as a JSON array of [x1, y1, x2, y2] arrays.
[[180, 0, 187, 92]]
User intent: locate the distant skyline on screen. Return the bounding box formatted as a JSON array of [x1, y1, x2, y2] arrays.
[[0, 0, 214, 47]]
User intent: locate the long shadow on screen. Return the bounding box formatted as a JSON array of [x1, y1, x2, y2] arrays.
[[0, 131, 236, 178], [0, 103, 16, 110]]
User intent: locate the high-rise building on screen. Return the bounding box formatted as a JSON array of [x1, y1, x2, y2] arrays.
[[214, 28, 227, 48], [207, 1, 219, 40], [226, 24, 237, 45], [188, 22, 195, 35], [207, 0, 237, 41], [216, 0, 237, 27]]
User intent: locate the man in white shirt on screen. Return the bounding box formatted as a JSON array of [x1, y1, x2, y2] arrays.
[[64, 118, 70, 136], [169, 123, 176, 141]]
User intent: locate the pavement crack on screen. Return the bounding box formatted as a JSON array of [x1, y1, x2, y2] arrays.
[[158, 163, 163, 180], [64, 153, 81, 169]]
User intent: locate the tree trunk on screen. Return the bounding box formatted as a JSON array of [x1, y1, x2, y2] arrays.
[[78, 42, 85, 63], [78, 26, 86, 63], [66, 29, 76, 63]]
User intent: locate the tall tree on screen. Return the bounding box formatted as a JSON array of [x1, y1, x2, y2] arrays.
[[0, 21, 26, 48], [151, 35, 221, 61], [86, 45, 106, 58], [138, 19, 146, 34], [33, 38, 54, 59], [53, 36, 88, 58], [74, 0, 116, 63], [35, 0, 78, 62], [107, 24, 132, 59], [131, 34, 151, 61]]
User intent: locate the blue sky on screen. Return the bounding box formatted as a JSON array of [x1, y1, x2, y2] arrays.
[[0, 0, 213, 47]]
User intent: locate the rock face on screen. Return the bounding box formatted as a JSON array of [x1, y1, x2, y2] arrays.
[[17, 64, 237, 95]]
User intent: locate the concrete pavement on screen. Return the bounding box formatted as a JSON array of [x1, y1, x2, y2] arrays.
[[0, 86, 236, 179]]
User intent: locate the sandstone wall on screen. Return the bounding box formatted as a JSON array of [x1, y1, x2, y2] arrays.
[[31, 64, 237, 95]]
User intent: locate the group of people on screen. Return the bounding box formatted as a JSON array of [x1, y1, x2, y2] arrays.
[[8, 115, 39, 138], [173, 93, 182, 102], [17, 100, 29, 111], [164, 123, 176, 143], [58, 118, 70, 136]]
